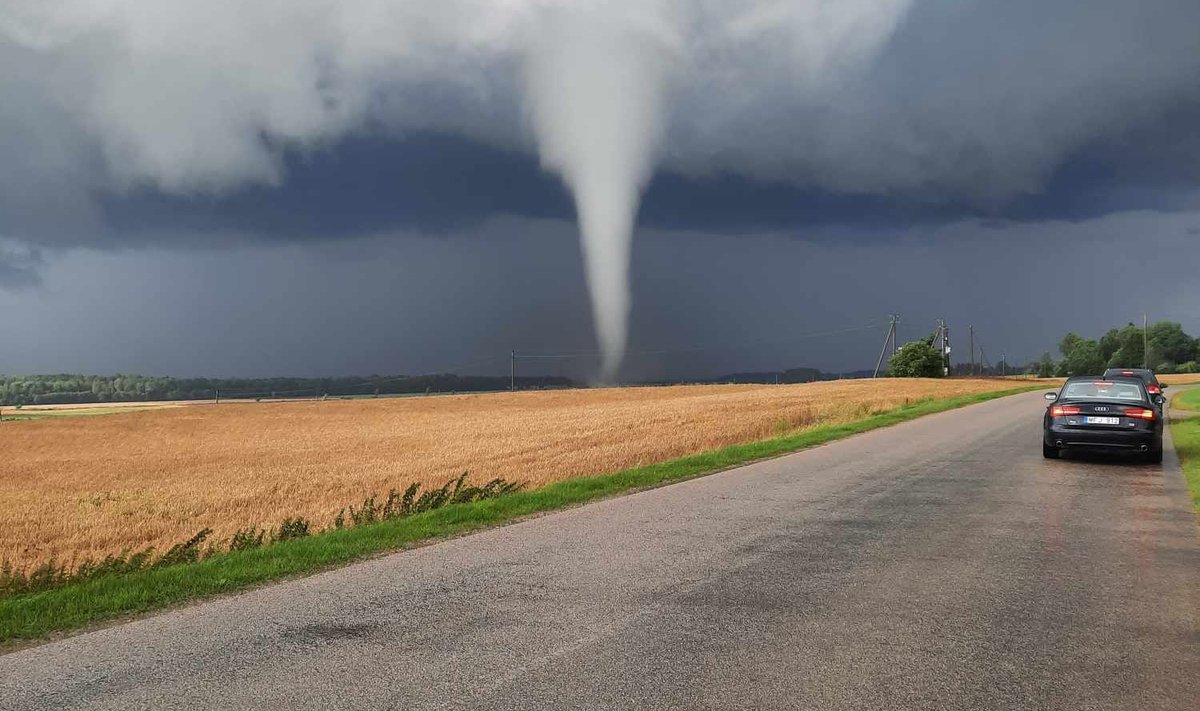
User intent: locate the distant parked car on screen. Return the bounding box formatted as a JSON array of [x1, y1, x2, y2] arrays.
[[1103, 368, 1167, 400], [1043, 376, 1165, 462]]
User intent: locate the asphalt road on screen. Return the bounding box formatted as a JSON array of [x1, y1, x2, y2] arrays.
[[4, 390, 1199, 710]]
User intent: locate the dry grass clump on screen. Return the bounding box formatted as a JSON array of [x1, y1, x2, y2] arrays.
[[0, 378, 1026, 569]]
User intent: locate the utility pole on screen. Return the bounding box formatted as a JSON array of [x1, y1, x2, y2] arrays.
[[510, 350, 516, 392], [1000, 352, 1006, 377], [968, 325, 975, 376], [1143, 313, 1149, 369], [944, 321, 951, 376], [874, 315, 899, 378], [215, 388, 220, 405], [935, 319, 951, 377]]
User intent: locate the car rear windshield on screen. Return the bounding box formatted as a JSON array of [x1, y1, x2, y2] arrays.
[[1103, 369, 1158, 383], [1062, 380, 1146, 402]]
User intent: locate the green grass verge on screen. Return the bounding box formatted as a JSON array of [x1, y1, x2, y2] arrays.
[[1173, 387, 1200, 412], [1171, 418, 1200, 516], [0, 385, 1038, 644]]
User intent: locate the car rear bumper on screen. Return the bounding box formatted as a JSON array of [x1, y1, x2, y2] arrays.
[[1044, 425, 1160, 452]]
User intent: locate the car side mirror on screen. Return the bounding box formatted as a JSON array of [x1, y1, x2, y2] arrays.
[[1044, 392, 1058, 400], [1160, 384, 1169, 390]]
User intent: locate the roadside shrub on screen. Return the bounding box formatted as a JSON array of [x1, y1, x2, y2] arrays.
[[76, 549, 154, 581], [347, 496, 380, 526], [274, 517, 311, 542], [155, 528, 212, 568], [229, 527, 266, 551]]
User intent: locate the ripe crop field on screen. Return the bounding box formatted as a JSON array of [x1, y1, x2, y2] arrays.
[[1158, 373, 1200, 385], [1, 378, 1031, 570]]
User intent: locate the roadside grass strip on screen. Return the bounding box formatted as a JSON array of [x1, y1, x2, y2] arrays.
[[1174, 388, 1200, 412], [0, 386, 1038, 644], [1171, 418, 1200, 517]]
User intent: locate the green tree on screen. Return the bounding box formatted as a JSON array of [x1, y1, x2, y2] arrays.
[[1035, 352, 1057, 378], [1146, 321, 1197, 367], [1105, 323, 1145, 368], [1059, 332, 1085, 358], [888, 340, 945, 378], [1059, 333, 1105, 375], [1098, 328, 1122, 362]]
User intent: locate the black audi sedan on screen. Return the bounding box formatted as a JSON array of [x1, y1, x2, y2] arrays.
[[1043, 376, 1165, 462]]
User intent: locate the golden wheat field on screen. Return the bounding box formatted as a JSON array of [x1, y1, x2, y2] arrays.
[[0, 378, 1034, 569], [1155, 373, 1200, 385]]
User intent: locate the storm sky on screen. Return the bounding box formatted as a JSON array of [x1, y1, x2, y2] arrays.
[[1, 0, 1198, 380]]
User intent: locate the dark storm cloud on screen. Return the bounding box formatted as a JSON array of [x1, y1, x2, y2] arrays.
[[98, 135, 573, 246], [93, 110, 1200, 249]]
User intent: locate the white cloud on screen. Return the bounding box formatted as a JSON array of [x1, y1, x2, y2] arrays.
[[1, 1, 1194, 201]]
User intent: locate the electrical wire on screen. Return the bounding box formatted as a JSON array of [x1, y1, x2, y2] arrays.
[[514, 321, 882, 360]]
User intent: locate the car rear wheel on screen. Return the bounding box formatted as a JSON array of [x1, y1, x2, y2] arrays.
[[1145, 446, 1163, 464], [1042, 442, 1060, 459]]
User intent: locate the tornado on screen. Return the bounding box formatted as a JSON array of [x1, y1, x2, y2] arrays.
[[523, 6, 678, 381]]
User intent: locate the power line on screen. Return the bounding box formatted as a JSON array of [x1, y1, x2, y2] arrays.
[[516, 321, 882, 361]]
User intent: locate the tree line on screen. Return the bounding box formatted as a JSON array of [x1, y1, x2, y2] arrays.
[[883, 320, 1197, 379], [0, 373, 575, 406], [1030, 321, 1199, 378]]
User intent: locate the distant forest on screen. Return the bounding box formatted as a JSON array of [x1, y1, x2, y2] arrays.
[[0, 374, 575, 406], [1029, 321, 1199, 378]]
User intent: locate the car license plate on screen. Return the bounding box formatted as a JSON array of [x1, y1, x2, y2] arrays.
[[1085, 416, 1120, 425]]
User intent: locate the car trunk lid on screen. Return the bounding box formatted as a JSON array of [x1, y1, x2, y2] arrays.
[[1052, 400, 1155, 429]]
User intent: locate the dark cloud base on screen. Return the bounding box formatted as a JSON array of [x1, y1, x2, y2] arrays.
[[93, 112, 1200, 251]]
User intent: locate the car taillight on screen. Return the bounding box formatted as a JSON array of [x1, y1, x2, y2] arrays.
[[1050, 405, 1080, 416], [1123, 408, 1156, 420], [1146, 384, 1161, 394]]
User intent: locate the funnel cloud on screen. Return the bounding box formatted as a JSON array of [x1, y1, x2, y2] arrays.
[[522, 6, 678, 378]]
